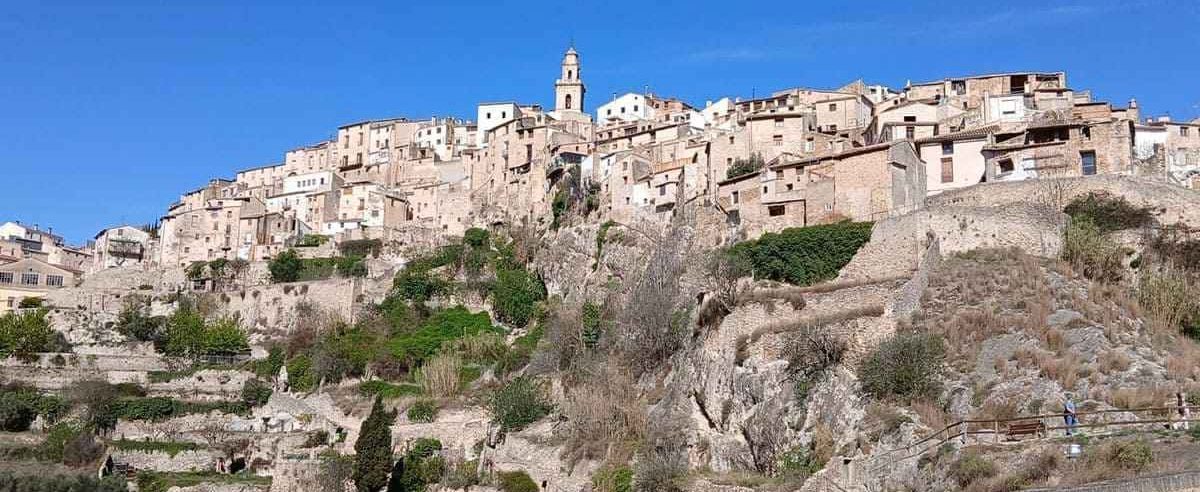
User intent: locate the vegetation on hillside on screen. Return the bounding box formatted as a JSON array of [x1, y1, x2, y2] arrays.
[[727, 221, 874, 286]]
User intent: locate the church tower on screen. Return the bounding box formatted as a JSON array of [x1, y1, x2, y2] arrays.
[[554, 47, 585, 113]]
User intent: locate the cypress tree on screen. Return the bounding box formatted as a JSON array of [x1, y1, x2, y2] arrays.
[[354, 396, 395, 492]]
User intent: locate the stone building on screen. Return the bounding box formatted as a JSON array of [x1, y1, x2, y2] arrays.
[[716, 141, 926, 238], [0, 221, 92, 273], [92, 225, 152, 270], [0, 258, 79, 312], [983, 101, 1136, 182]]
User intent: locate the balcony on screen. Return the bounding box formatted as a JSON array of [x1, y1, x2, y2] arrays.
[[106, 239, 144, 258]]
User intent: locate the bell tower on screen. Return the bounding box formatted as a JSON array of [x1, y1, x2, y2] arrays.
[[555, 46, 585, 113]]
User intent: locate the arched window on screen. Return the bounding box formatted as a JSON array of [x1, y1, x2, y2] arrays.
[[565, 94, 573, 109], [568, 69, 573, 79]]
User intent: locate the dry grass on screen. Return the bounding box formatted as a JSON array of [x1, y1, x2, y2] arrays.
[[416, 352, 462, 397], [560, 359, 646, 467], [1036, 351, 1083, 391], [1111, 386, 1171, 410], [911, 399, 950, 433], [1098, 350, 1131, 374], [749, 304, 885, 343]]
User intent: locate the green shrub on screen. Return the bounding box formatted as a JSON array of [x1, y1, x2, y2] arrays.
[[17, 297, 43, 308], [726, 152, 766, 180], [202, 317, 248, 356], [0, 394, 35, 432], [498, 470, 539, 492], [185, 261, 207, 280], [116, 299, 164, 343], [254, 346, 286, 379], [359, 380, 422, 399], [949, 453, 997, 487], [0, 308, 62, 358], [581, 301, 603, 349], [314, 325, 379, 383], [336, 256, 368, 277], [0, 472, 126, 491], [464, 228, 490, 248], [592, 464, 634, 492], [387, 306, 499, 368], [393, 268, 450, 304], [860, 332, 945, 401], [241, 379, 272, 408], [729, 221, 874, 286], [110, 397, 247, 421], [269, 249, 303, 283], [1064, 192, 1154, 233], [595, 220, 617, 266], [162, 304, 206, 357], [1062, 218, 1125, 282], [407, 399, 438, 423], [491, 266, 546, 327], [287, 355, 317, 393], [489, 376, 553, 432], [297, 234, 330, 247], [111, 439, 199, 457], [1108, 439, 1153, 471]]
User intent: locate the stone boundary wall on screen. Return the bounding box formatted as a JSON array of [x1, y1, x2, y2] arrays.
[[214, 277, 359, 332], [929, 175, 1200, 227], [1023, 470, 1200, 492], [110, 448, 221, 473]]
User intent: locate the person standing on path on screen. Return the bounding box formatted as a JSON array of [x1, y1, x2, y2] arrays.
[[1064, 395, 1078, 436]]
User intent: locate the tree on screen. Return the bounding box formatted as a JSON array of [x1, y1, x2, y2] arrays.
[[354, 397, 396, 492], [162, 305, 205, 357], [203, 317, 249, 356], [269, 249, 303, 283]]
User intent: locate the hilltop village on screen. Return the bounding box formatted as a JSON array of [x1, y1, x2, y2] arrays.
[[5, 47, 1200, 492]]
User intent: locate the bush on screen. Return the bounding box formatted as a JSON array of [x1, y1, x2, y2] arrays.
[[0, 308, 62, 358], [491, 266, 546, 327], [269, 249, 303, 283], [581, 301, 603, 349], [314, 325, 379, 384], [592, 465, 634, 492], [339, 239, 383, 258], [202, 317, 248, 356], [1138, 265, 1200, 333], [393, 268, 450, 304], [0, 472, 126, 491], [489, 376, 553, 432], [116, 297, 163, 343], [595, 220, 617, 265], [161, 304, 205, 357], [1062, 218, 1125, 282], [860, 332, 945, 401], [1108, 439, 1153, 471], [359, 380, 421, 399], [728, 221, 874, 286], [387, 306, 499, 369], [241, 379, 272, 408], [464, 228, 490, 248], [287, 355, 317, 393], [949, 453, 998, 488], [0, 394, 35, 432], [1064, 192, 1154, 233], [726, 152, 766, 180], [336, 256, 368, 278], [498, 470, 539, 492], [297, 234, 330, 247], [17, 297, 43, 308], [407, 399, 438, 423]]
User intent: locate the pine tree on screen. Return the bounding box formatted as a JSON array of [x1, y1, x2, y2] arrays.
[[354, 396, 396, 492]]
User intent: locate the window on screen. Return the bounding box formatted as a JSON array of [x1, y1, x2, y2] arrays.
[[486, 112, 492, 119], [1081, 151, 1097, 176], [828, 103, 837, 111], [46, 275, 63, 287], [903, 116, 917, 122], [1182, 127, 1191, 137], [659, 186, 666, 196], [786, 183, 794, 191], [607, 109, 612, 115], [20, 273, 38, 285], [565, 94, 573, 109], [0, 272, 11, 284], [1081, 126, 1091, 140], [775, 118, 784, 128], [728, 136, 734, 144], [998, 159, 1014, 174], [804, 140, 814, 153], [941, 142, 953, 155], [940, 157, 954, 183], [502, 111, 507, 118], [762, 186, 768, 194], [731, 191, 739, 204], [905, 126, 915, 140], [357, 132, 363, 145], [951, 80, 966, 95], [633, 105, 639, 112], [773, 135, 783, 146], [775, 170, 784, 181], [768, 205, 786, 217]]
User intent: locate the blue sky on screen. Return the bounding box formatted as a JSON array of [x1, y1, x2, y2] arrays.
[[2, 0, 1198, 244]]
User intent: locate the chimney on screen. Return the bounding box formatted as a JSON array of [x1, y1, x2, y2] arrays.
[[1128, 98, 1138, 109]]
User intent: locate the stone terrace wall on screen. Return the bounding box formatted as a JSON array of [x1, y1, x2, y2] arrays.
[[839, 203, 1064, 281], [215, 277, 359, 332], [110, 448, 221, 473], [929, 175, 1200, 227]]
